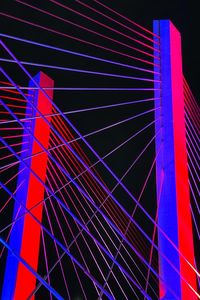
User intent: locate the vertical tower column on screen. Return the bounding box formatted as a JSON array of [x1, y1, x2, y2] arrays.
[[2, 72, 54, 300], [154, 20, 197, 299]]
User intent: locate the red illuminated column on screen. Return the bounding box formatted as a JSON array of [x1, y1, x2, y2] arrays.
[[16, 72, 54, 299], [2, 72, 54, 300], [154, 20, 197, 299]]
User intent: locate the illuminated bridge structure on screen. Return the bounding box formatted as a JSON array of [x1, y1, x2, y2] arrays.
[[0, 2, 199, 299]]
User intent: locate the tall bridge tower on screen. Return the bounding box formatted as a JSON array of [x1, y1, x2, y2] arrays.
[[154, 20, 197, 299]]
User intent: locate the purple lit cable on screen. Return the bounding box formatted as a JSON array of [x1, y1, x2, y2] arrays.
[[184, 78, 200, 115], [187, 143, 200, 181], [0, 141, 29, 151], [186, 119, 200, 152], [0, 97, 158, 126], [0, 167, 26, 195], [0, 108, 157, 173], [75, 0, 158, 44], [16, 0, 158, 57], [188, 165, 200, 197], [0, 201, 23, 259], [184, 96, 200, 128], [93, 0, 159, 38], [0, 58, 158, 83], [40, 229, 53, 300], [145, 170, 164, 295], [189, 181, 200, 215], [0, 33, 159, 75], [0, 86, 158, 91], [0, 13, 156, 67], [190, 205, 200, 240]]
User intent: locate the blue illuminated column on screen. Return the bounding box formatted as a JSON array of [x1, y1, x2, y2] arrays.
[[154, 20, 197, 299]]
